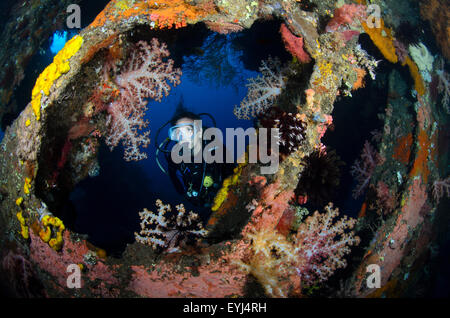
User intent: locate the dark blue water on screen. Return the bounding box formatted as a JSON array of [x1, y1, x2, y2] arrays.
[[143, 33, 257, 208]]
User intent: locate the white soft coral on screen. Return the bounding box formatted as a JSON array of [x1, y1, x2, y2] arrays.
[[436, 58, 450, 113], [233, 57, 285, 120]]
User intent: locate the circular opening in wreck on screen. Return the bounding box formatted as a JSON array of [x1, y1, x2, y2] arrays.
[[33, 20, 303, 255], [2, 0, 449, 299], [32, 19, 420, 259]]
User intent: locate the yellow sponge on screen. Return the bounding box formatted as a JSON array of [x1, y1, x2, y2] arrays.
[[31, 35, 83, 120]]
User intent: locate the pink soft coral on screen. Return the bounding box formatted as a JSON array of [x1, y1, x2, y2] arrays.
[[351, 140, 381, 198], [293, 203, 360, 285], [106, 39, 181, 161], [239, 203, 359, 296]]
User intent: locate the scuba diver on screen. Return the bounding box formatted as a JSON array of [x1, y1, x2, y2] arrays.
[[155, 101, 235, 208]]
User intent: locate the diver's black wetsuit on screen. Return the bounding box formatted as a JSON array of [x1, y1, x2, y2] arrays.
[[165, 139, 234, 208]]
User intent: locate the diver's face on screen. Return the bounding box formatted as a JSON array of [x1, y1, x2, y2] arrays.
[[174, 118, 196, 149]]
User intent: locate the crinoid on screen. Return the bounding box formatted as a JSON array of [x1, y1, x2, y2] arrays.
[[258, 107, 307, 157], [395, 21, 421, 46], [295, 148, 344, 206]]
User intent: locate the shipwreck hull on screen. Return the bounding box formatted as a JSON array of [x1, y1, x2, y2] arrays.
[[0, 0, 447, 298]]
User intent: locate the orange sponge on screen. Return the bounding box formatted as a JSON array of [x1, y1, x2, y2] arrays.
[[362, 19, 398, 64], [403, 57, 426, 96]]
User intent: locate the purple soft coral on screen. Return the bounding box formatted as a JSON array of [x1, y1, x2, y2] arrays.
[[351, 140, 380, 198], [432, 176, 450, 203]]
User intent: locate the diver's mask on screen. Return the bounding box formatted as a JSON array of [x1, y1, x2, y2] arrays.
[[169, 119, 203, 153], [168, 123, 195, 144]]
